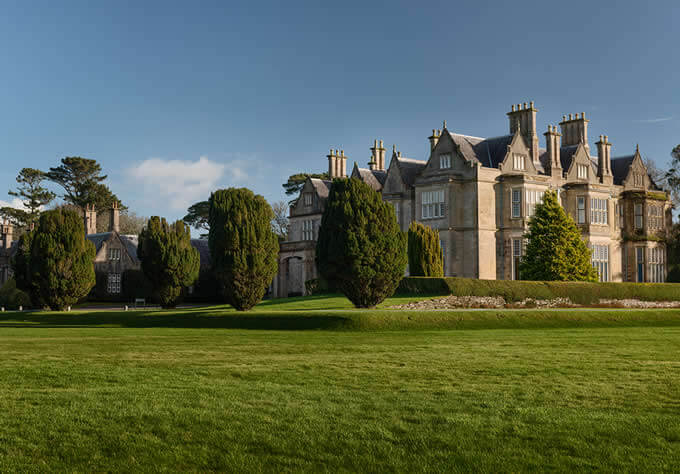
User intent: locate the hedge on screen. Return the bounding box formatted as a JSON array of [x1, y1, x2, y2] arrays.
[[397, 277, 680, 305]]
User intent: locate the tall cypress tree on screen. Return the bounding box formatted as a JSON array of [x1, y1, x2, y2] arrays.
[[407, 222, 443, 277], [137, 217, 200, 308], [520, 191, 597, 281], [29, 209, 96, 310], [316, 178, 407, 308], [208, 188, 279, 311]]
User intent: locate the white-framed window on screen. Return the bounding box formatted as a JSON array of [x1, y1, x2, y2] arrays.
[[107, 273, 121, 294], [649, 247, 665, 283], [512, 238, 522, 280], [302, 220, 315, 240], [648, 205, 663, 229], [513, 154, 526, 170], [577, 196, 586, 224], [591, 244, 609, 282], [525, 190, 546, 217], [108, 248, 121, 261], [439, 153, 451, 169], [590, 198, 608, 225], [303, 193, 313, 206], [577, 164, 588, 180], [634, 203, 644, 229], [511, 189, 522, 218], [422, 189, 445, 219]]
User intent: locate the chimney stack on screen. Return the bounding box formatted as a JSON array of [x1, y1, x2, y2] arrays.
[[84, 204, 97, 235], [507, 101, 539, 164], [1, 221, 13, 249], [369, 139, 387, 171], [543, 125, 563, 178], [559, 112, 589, 150], [328, 149, 346, 178], [596, 135, 613, 184], [110, 201, 120, 233], [428, 129, 441, 152]]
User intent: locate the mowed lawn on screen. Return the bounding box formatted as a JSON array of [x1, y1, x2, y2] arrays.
[[1, 301, 680, 471]]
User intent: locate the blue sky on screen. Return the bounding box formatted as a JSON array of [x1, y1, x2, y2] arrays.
[[0, 0, 677, 225]]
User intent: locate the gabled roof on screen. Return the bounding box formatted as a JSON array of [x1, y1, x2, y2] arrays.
[[309, 178, 332, 199], [395, 157, 427, 187], [190, 238, 211, 269], [611, 155, 635, 185], [353, 166, 387, 191], [447, 133, 546, 172]]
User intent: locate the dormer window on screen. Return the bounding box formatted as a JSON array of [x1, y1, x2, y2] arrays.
[[513, 154, 526, 170], [577, 164, 588, 180], [439, 153, 451, 169], [108, 248, 121, 261], [303, 193, 313, 206]]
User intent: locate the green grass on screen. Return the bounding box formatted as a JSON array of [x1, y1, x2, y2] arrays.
[[1, 298, 680, 471]]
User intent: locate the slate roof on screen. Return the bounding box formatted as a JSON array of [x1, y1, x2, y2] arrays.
[[353, 167, 386, 191], [190, 238, 211, 269], [611, 155, 634, 185], [396, 157, 427, 187], [448, 133, 547, 173], [86, 232, 210, 268], [310, 179, 332, 199]]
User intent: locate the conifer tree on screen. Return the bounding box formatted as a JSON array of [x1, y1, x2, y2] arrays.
[[316, 178, 407, 308], [137, 217, 200, 308], [208, 188, 279, 311], [407, 222, 443, 277], [0, 168, 55, 230], [28, 209, 96, 310], [11, 231, 37, 305], [520, 191, 597, 281]]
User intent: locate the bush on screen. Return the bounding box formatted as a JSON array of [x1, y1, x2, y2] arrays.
[[398, 277, 680, 304], [316, 178, 407, 308], [138, 217, 200, 309], [407, 222, 443, 277], [0, 278, 31, 310], [122, 269, 154, 302], [29, 209, 96, 310], [208, 188, 279, 311], [520, 191, 597, 281]]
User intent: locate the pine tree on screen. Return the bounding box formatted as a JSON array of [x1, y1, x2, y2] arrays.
[[520, 191, 597, 281], [316, 178, 407, 308], [208, 188, 279, 311], [407, 222, 443, 277], [28, 209, 96, 310], [137, 217, 200, 308], [0, 168, 55, 230]]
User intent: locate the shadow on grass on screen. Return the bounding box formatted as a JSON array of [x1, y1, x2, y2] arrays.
[[0, 309, 353, 330]]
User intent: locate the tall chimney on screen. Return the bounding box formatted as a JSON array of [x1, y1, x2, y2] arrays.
[[559, 112, 589, 150], [110, 201, 120, 233], [543, 125, 562, 178], [369, 140, 378, 171], [84, 204, 97, 235], [378, 139, 385, 170], [428, 129, 440, 152], [507, 101, 539, 164], [327, 149, 338, 179], [1, 221, 13, 249], [596, 135, 613, 184], [339, 150, 347, 177]]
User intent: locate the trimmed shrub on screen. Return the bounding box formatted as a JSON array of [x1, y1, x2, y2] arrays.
[[138, 217, 200, 309], [0, 278, 31, 310], [208, 188, 279, 311], [407, 222, 443, 277], [520, 191, 597, 281], [316, 178, 407, 308], [29, 209, 96, 310], [398, 277, 680, 304]]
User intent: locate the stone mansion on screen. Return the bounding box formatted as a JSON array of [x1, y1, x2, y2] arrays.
[[272, 101, 672, 297]]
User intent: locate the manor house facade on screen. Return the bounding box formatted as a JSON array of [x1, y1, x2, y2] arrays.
[[272, 101, 672, 297]]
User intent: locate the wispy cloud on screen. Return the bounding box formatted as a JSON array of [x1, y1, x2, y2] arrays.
[[634, 116, 673, 124], [127, 156, 248, 211], [0, 198, 26, 210]]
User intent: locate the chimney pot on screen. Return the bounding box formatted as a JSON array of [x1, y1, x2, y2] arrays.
[[398, 151, 401, 157], [530, 101, 534, 108], [582, 112, 586, 118], [511, 104, 515, 111], [523, 102, 527, 109], [380, 139, 383, 147]]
